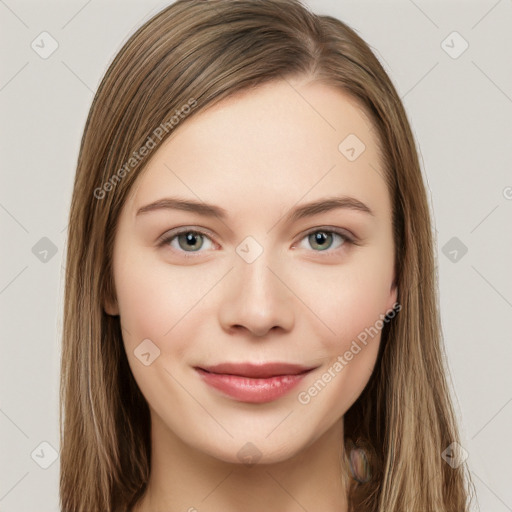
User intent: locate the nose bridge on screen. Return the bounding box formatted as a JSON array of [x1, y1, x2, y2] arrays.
[[235, 234, 278, 297], [217, 238, 295, 337], [238, 250, 277, 305]]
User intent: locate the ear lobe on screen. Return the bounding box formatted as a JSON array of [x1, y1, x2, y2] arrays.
[[103, 276, 119, 316], [387, 280, 398, 312], [103, 299, 119, 316], [103, 293, 119, 316]]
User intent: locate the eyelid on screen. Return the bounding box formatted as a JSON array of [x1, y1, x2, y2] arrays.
[[157, 225, 359, 256], [297, 225, 357, 245], [157, 226, 218, 250]]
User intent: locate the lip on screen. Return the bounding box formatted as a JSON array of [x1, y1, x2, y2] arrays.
[[194, 362, 317, 403], [199, 362, 315, 378]]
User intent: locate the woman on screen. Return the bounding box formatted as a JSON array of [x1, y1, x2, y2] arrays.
[[60, 0, 474, 510]]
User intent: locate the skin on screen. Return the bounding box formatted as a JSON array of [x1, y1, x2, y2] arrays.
[[105, 77, 397, 512]]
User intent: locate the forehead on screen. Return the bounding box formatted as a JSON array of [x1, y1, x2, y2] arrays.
[[124, 79, 390, 224]]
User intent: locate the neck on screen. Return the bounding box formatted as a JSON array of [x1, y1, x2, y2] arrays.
[[133, 412, 350, 512]]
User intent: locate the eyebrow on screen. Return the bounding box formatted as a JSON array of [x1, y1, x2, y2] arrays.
[[135, 196, 375, 221]]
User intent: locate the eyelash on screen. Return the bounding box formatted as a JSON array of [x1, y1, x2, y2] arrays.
[[157, 226, 357, 258]]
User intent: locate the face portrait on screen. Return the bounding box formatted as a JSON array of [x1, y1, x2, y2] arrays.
[[55, 2, 477, 510], [104, 77, 398, 477]]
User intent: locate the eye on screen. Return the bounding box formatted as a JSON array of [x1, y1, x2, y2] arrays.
[[296, 228, 354, 253], [157, 226, 356, 257], [158, 228, 215, 254]]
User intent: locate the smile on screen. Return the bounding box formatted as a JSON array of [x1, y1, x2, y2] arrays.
[[194, 362, 317, 403]]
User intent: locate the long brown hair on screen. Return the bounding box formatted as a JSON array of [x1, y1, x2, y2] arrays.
[[60, 1, 475, 510]]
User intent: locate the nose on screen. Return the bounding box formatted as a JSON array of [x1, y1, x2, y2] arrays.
[[217, 251, 295, 338]]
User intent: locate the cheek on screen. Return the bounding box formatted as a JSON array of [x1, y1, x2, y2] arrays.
[[295, 267, 387, 416], [290, 258, 392, 347], [113, 253, 182, 347], [113, 252, 223, 355], [112, 257, 199, 403], [287, 254, 392, 408]]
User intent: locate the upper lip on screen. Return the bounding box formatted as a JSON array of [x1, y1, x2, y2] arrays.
[[196, 362, 317, 378]]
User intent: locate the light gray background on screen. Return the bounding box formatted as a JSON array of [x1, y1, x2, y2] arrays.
[[1, 1, 511, 511]]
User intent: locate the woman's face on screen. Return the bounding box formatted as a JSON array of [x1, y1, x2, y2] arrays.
[[105, 78, 397, 464]]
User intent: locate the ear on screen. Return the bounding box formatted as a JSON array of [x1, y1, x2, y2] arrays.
[[103, 298, 119, 316], [102, 286, 119, 316], [102, 274, 119, 316], [386, 277, 398, 313]]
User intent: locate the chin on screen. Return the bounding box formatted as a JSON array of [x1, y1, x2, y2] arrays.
[[192, 434, 306, 467]]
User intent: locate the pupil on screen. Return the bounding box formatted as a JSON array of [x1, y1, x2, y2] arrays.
[[180, 232, 202, 251], [311, 231, 331, 250]]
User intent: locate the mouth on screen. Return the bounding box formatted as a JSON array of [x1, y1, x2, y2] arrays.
[[197, 361, 316, 378], [194, 362, 318, 403]]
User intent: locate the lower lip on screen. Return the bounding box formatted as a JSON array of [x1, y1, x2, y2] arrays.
[[195, 368, 311, 403]]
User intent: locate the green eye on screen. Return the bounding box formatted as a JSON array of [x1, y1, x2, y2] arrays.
[[158, 226, 354, 257], [302, 229, 352, 252], [177, 232, 205, 252], [159, 230, 215, 253], [308, 231, 335, 251]]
